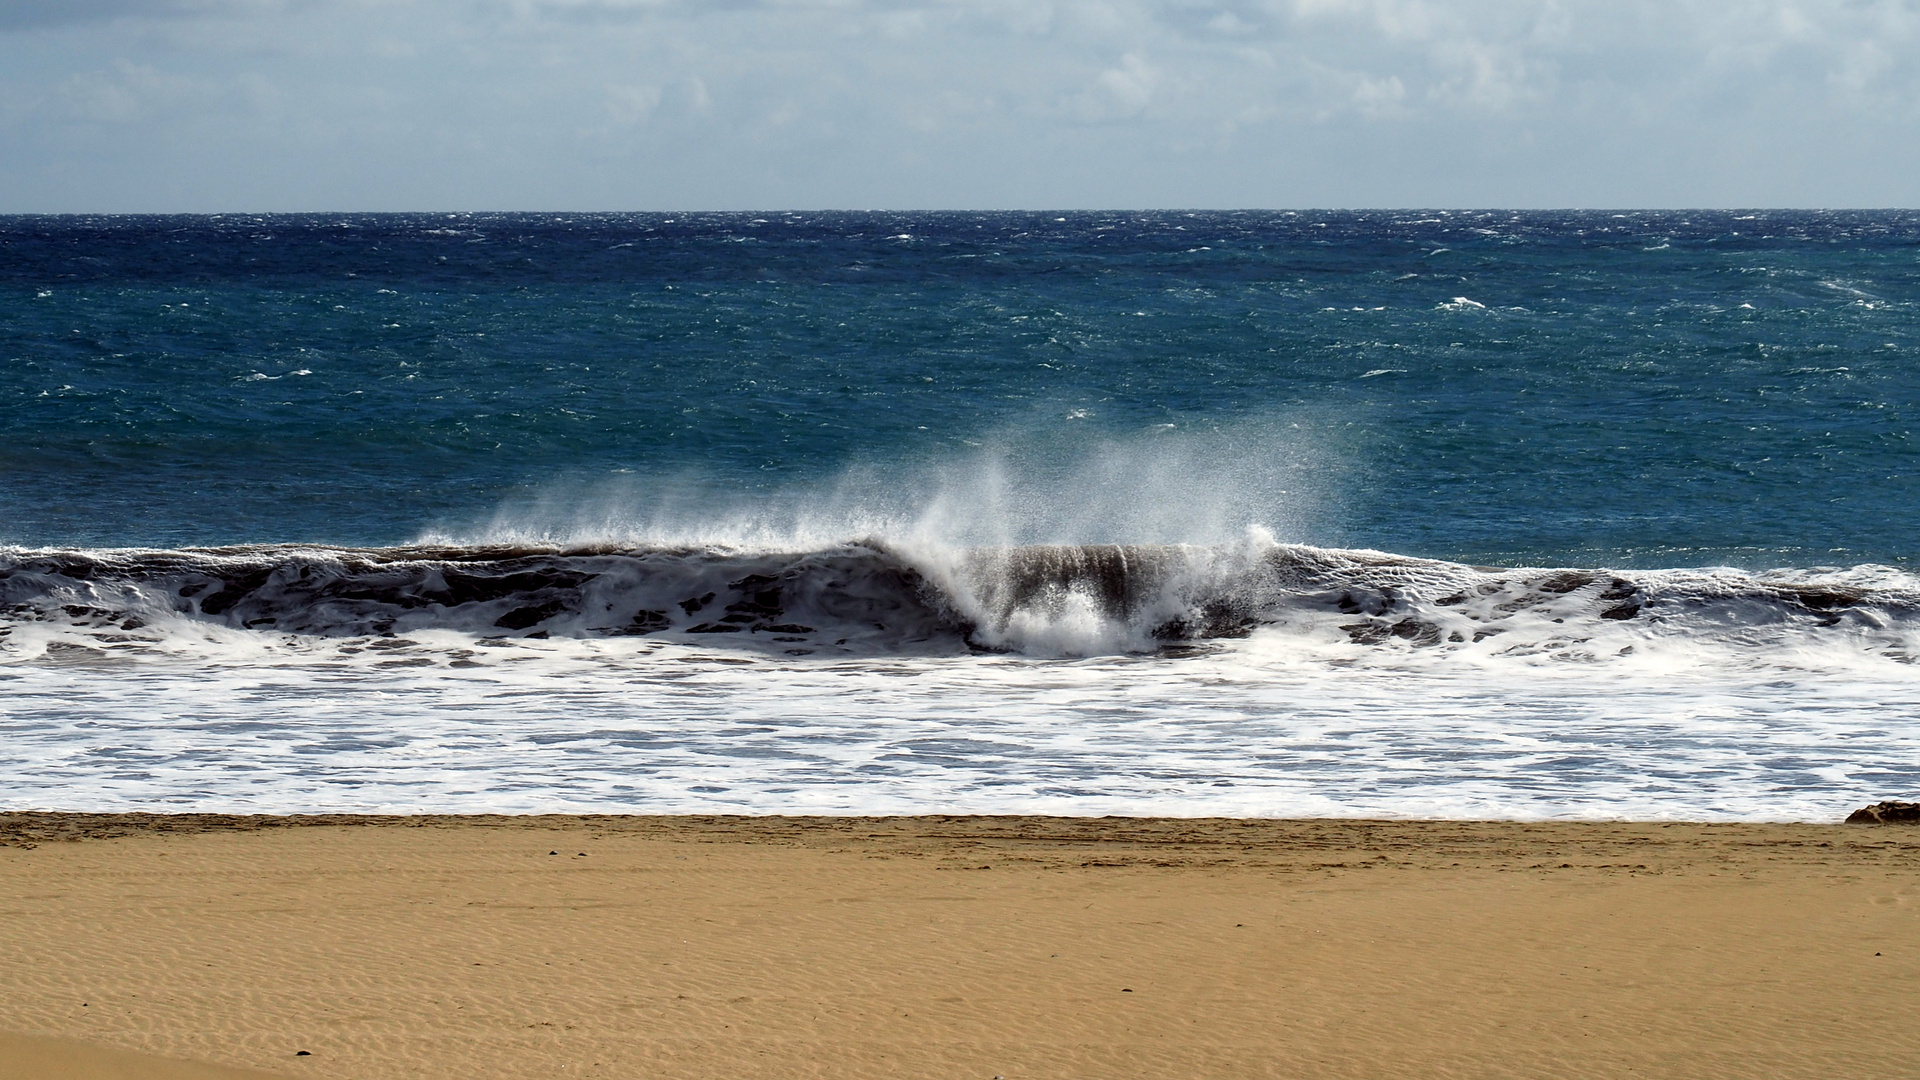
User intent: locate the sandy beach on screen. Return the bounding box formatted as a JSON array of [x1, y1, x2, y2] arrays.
[[2, 813, 1917, 1079]]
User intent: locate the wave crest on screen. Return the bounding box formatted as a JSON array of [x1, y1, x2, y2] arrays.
[[3, 539, 1918, 662]]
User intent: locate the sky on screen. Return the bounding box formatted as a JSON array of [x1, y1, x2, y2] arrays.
[[1, 0, 1917, 211]]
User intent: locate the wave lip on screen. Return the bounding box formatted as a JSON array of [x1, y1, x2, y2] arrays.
[[3, 540, 1919, 662], [0, 541, 957, 657]]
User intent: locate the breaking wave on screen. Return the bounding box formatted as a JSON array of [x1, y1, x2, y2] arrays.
[[4, 537, 1918, 664]]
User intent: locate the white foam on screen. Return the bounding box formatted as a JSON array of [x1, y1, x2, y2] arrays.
[[2, 614, 1917, 821], [7, 519, 1920, 820]]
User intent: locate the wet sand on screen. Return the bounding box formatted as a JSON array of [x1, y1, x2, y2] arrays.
[[2, 813, 1917, 1079]]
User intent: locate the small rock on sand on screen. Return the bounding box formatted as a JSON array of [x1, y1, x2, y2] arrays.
[[1845, 801, 1920, 824]]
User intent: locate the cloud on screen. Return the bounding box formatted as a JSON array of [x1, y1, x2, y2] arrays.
[[603, 82, 662, 125], [0, 1, 167, 31], [0, 0, 267, 32], [56, 60, 210, 123], [1069, 53, 1162, 122], [0, 0, 1916, 209]]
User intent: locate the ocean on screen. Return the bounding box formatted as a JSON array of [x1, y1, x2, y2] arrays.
[[4, 210, 1919, 820]]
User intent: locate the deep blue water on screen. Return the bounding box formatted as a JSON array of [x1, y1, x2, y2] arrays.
[[4, 210, 1918, 568]]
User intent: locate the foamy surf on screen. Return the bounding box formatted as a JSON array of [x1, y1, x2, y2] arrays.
[[3, 538, 1919, 822]]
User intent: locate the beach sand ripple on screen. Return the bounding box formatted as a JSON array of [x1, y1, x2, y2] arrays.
[[2, 814, 1917, 1079]]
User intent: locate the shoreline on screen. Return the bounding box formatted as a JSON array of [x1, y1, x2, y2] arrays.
[[5, 814, 1918, 1079], [0, 807, 1896, 833]]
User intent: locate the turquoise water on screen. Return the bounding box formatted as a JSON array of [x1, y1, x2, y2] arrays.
[[5, 210, 1917, 566]]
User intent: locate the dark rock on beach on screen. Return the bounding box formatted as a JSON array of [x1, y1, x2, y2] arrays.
[[1845, 801, 1920, 824]]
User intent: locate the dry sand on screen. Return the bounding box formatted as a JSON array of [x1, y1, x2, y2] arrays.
[[2, 813, 1917, 1080]]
